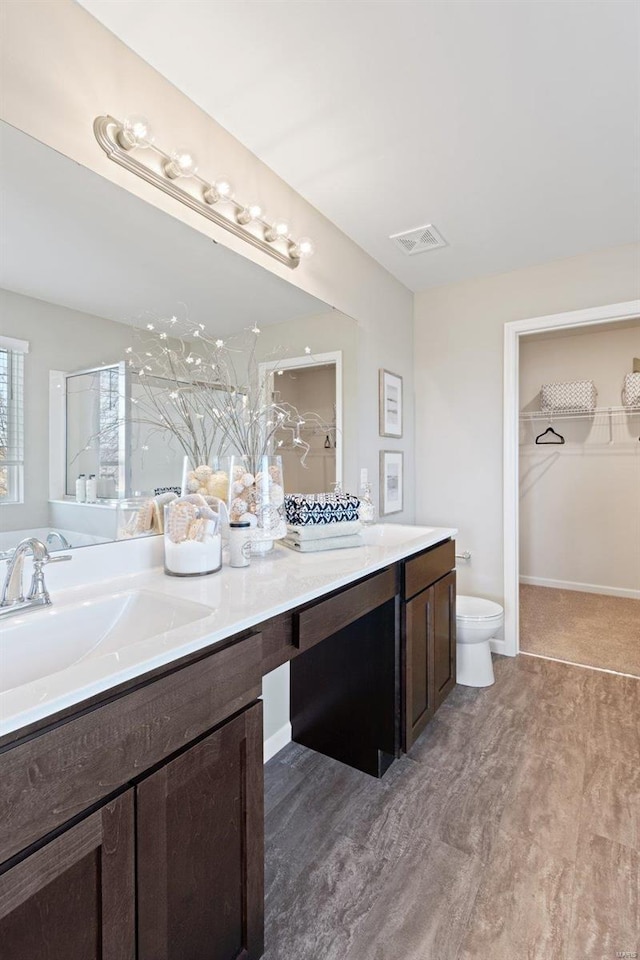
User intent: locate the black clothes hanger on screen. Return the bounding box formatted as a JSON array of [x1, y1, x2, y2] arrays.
[[535, 425, 565, 444]]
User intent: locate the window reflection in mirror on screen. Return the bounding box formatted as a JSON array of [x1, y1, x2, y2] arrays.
[[65, 364, 124, 499], [0, 342, 26, 506]]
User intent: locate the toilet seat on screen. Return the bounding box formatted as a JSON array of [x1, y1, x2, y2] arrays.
[[456, 595, 503, 621]]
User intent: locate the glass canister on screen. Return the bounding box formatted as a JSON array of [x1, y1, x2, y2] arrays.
[[227, 455, 286, 554], [116, 496, 156, 539], [164, 494, 222, 577]]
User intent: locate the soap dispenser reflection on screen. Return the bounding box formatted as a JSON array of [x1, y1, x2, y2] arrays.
[[359, 481, 376, 526]]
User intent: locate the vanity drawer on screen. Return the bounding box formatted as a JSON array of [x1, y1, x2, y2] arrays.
[[404, 540, 455, 600], [294, 567, 398, 653], [259, 610, 295, 674], [0, 632, 262, 865]]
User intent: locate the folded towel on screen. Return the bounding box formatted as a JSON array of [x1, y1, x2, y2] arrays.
[[281, 534, 363, 553], [284, 492, 360, 525], [286, 520, 362, 542]]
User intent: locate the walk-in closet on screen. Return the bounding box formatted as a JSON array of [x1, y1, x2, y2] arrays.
[[519, 320, 640, 675]]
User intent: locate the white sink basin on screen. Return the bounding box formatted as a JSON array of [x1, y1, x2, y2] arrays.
[[360, 524, 438, 547], [0, 589, 214, 693]]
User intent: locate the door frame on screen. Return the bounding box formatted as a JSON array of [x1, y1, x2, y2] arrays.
[[502, 299, 640, 656], [258, 350, 343, 485]]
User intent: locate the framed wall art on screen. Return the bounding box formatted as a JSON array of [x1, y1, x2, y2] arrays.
[[378, 369, 403, 438], [379, 450, 403, 516]]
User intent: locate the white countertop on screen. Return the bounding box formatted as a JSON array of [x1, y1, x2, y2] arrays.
[[0, 524, 456, 740]]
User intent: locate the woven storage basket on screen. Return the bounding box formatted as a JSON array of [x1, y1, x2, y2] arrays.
[[622, 372, 640, 407], [540, 379, 597, 412]]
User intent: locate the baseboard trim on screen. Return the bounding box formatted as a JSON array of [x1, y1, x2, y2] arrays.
[[263, 721, 292, 763], [490, 638, 508, 656], [519, 575, 639, 601]]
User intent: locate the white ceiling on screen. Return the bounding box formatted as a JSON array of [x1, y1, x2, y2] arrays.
[[0, 122, 328, 335], [77, 0, 640, 293]]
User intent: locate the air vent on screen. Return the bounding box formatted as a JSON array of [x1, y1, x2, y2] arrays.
[[390, 223, 447, 256]]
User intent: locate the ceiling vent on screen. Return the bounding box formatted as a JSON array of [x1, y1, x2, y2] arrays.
[[390, 223, 447, 256]]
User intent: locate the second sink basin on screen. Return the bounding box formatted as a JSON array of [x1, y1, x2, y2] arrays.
[[0, 589, 214, 693]]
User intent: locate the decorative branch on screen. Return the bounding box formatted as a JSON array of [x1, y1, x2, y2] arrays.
[[80, 317, 330, 474]]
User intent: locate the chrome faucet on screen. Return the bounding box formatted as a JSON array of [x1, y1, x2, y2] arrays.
[[0, 537, 72, 620], [46, 530, 71, 550]]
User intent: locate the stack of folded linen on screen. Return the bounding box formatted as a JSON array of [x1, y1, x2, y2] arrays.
[[282, 492, 363, 552]]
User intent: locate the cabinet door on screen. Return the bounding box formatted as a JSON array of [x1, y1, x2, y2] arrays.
[[433, 570, 457, 711], [137, 701, 264, 960], [0, 791, 135, 960], [404, 584, 435, 749]]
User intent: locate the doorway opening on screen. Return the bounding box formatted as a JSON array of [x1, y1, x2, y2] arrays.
[[259, 351, 343, 495], [503, 299, 640, 675]]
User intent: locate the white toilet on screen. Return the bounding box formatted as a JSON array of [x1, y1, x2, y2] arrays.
[[456, 595, 504, 687]]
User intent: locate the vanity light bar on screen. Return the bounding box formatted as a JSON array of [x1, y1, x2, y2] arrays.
[[93, 115, 314, 269]]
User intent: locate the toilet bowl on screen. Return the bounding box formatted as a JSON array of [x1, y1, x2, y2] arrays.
[[456, 595, 503, 687]]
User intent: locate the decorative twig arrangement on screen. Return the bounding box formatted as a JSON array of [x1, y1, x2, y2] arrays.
[[121, 317, 326, 473]]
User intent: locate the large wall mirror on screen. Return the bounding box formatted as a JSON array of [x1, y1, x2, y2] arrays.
[[0, 121, 357, 555]]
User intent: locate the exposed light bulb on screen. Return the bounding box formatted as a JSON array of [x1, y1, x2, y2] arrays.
[[215, 177, 234, 199], [265, 219, 290, 242], [290, 237, 315, 259], [117, 114, 153, 150], [203, 177, 234, 205], [237, 201, 264, 225], [164, 148, 198, 179]]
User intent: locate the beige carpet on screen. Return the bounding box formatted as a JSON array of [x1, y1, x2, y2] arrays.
[[520, 584, 640, 676]]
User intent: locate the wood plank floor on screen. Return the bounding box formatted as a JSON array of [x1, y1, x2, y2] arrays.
[[263, 654, 640, 960]]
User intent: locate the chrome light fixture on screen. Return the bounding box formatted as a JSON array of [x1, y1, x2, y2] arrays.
[[94, 115, 314, 269]]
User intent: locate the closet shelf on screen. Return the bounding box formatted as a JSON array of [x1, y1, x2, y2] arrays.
[[520, 405, 640, 421]]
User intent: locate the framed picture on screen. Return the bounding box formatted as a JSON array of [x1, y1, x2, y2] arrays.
[[379, 450, 403, 516], [379, 369, 403, 438]]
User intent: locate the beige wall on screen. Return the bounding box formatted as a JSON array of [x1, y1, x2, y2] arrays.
[[414, 243, 640, 604], [519, 323, 640, 595], [0, 0, 415, 521]]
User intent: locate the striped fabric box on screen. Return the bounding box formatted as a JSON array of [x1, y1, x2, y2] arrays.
[[540, 379, 597, 412], [622, 372, 640, 407]]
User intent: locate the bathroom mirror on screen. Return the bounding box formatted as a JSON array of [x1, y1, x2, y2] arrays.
[[0, 121, 357, 554]]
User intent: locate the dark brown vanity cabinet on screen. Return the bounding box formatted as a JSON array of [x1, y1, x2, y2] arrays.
[[0, 634, 265, 960], [137, 702, 264, 960], [403, 540, 456, 750], [0, 540, 457, 959], [0, 791, 136, 960]]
